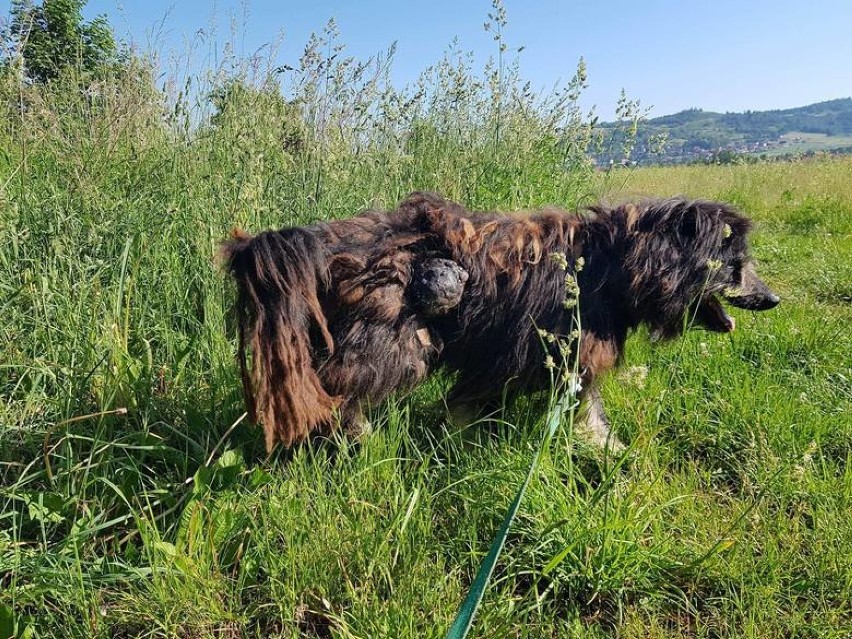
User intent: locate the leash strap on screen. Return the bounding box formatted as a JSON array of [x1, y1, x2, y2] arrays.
[[445, 394, 576, 639]]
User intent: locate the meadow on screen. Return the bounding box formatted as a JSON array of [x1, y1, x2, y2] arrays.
[[1, 18, 851, 637]]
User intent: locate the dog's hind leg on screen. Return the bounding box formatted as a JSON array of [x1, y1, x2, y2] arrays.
[[577, 385, 624, 451], [339, 402, 373, 440]]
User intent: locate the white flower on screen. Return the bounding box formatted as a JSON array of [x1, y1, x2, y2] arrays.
[[618, 365, 648, 388], [564, 372, 583, 396]]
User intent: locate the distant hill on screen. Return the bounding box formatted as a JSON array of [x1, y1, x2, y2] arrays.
[[596, 97, 852, 165]]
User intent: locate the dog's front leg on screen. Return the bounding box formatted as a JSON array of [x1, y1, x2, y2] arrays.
[[577, 384, 624, 451]]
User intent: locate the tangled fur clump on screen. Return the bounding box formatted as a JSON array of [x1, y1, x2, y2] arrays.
[[222, 192, 779, 451]]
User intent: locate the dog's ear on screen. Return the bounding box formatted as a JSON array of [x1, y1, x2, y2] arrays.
[[671, 200, 753, 267], [676, 211, 699, 240]]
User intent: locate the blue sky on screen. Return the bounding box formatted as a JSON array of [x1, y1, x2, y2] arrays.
[[10, 0, 852, 120]]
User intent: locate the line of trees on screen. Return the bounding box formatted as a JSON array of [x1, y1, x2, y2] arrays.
[[3, 0, 122, 83]]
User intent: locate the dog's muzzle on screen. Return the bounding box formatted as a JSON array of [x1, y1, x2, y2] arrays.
[[724, 264, 780, 311], [697, 264, 779, 333]]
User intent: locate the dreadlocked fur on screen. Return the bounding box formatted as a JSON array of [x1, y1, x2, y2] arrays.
[[222, 192, 779, 451]]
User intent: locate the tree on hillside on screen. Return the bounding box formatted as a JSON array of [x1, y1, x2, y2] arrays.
[[6, 0, 120, 83]]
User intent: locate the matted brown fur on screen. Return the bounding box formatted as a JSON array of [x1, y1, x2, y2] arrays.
[[222, 192, 779, 450]]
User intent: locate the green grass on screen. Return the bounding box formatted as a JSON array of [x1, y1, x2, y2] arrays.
[[2, 19, 852, 638]]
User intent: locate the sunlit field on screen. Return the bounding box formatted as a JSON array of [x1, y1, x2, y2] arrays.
[[1, 9, 850, 637]]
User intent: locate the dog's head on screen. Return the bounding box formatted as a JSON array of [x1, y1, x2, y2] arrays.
[[621, 198, 779, 339]]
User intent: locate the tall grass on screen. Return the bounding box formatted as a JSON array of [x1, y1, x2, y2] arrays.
[[1, 3, 851, 637]]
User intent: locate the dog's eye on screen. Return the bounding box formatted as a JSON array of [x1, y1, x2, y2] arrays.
[[731, 261, 743, 283]]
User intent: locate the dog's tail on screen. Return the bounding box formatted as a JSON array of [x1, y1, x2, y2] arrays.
[[220, 228, 341, 451]]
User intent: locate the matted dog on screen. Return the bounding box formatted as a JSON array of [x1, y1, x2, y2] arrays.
[[222, 192, 779, 451]]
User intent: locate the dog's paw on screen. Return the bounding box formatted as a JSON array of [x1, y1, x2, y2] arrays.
[[343, 416, 373, 441], [576, 423, 626, 453]]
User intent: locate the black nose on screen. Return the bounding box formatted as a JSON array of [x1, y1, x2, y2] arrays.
[[765, 292, 780, 308]]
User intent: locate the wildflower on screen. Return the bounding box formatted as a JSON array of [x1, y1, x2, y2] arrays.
[[536, 328, 556, 343], [564, 274, 580, 296], [544, 355, 556, 370], [618, 365, 648, 389], [723, 223, 732, 239], [575, 256, 585, 272], [549, 252, 568, 270], [706, 258, 722, 271], [801, 440, 817, 465]]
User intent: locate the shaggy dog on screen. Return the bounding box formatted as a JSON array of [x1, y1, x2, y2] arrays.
[[222, 192, 779, 451]]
